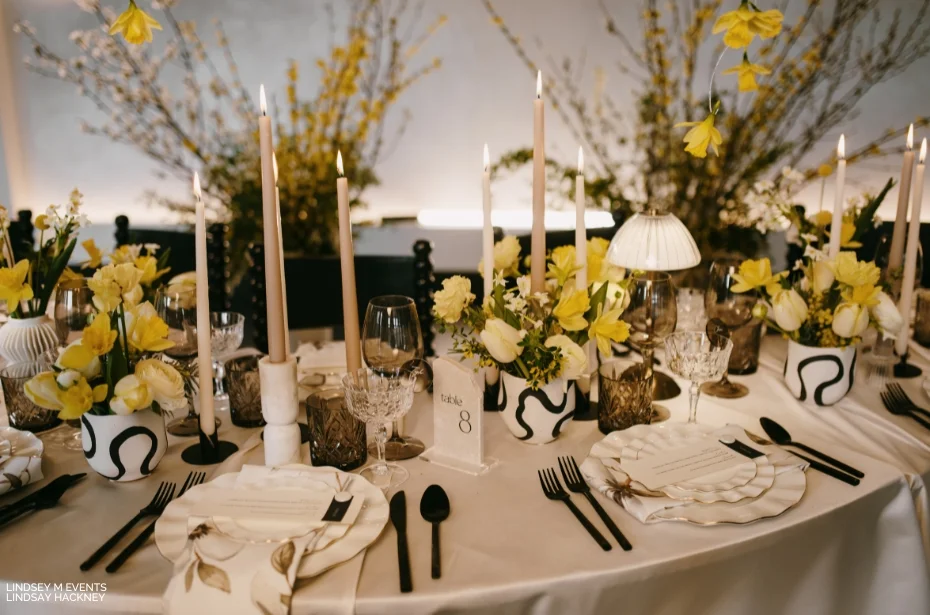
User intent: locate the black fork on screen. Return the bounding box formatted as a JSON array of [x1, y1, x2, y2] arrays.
[[106, 472, 208, 573], [559, 456, 632, 551], [886, 384, 930, 420], [880, 390, 930, 430], [538, 468, 611, 551], [81, 481, 177, 571]]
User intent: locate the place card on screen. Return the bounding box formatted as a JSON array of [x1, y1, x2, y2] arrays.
[[421, 356, 497, 475], [191, 488, 362, 525], [621, 438, 745, 490]]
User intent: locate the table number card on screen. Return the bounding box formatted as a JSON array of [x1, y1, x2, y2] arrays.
[[421, 357, 497, 475]]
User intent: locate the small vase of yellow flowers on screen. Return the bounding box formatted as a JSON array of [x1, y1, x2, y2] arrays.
[[434, 238, 631, 444], [732, 252, 901, 406], [24, 261, 187, 481]]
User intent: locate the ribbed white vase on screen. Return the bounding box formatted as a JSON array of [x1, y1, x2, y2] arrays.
[[0, 316, 59, 364]]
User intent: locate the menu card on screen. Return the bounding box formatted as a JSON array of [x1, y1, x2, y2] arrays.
[[621, 438, 745, 490], [191, 488, 362, 525]]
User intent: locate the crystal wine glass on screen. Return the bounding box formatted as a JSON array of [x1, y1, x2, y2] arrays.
[[210, 312, 245, 407], [701, 258, 755, 399], [665, 331, 733, 424], [625, 271, 679, 401], [362, 295, 426, 461], [342, 366, 419, 491]]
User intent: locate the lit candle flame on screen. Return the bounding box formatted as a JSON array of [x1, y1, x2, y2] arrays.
[[193, 172, 202, 201], [920, 138, 927, 164], [336, 150, 344, 177], [577, 146, 584, 175], [272, 151, 279, 184], [483, 144, 490, 173], [259, 84, 267, 116], [907, 124, 914, 151], [837, 134, 845, 160], [536, 70, 542, 99]]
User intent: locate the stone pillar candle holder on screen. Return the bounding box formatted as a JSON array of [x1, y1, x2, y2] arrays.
[[259, 355, 301, 466]]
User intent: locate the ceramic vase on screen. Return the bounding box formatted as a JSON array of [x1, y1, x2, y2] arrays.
[[783, 340, 857, 406], [0, 316, 58, 364], [498, 371, 575, 444], [81, 410, 167, 481]]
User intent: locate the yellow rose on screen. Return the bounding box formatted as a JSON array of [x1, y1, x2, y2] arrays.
[[544, 334, 588, 380], [82, 312, 117, 356], [57, 340, 102, 380], [125, 302, 175, 352], [588, 305, 631, 355], [135, 359, 187, 412], [553, 289, 590, 331], [24, 372, 64, 411], [110, 375, 153, 415], [0, 260, 34, 309], [829, 252, 881, 288], [479, 318, 526, 363], [433, 276, 475, 323], [108, 0, 162, 45]]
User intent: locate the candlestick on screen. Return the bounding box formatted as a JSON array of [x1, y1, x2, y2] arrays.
[[336, 151, 362, 373], [896, 138, 927, 359], [272, 152, 290, 355], [259, 85, 287, 363], [192, 173, 215, 437], [531, 70, 546, 293], [575, 146, 587, 292], [482, 144, 494, 298], [828, 135, 847, 258], [889, 125, 916, 276]]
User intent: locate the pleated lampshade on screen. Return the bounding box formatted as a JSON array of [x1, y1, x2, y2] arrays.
[[606, 211, 701, 271]]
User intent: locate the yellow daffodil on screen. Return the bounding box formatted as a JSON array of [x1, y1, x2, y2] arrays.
[[82, 312, 118, 356], [60, 268, 83, 283], [731, 258, 782, 293], [829, 252, 881, 288], [0, 260, 34, 308], [553, 289, 590, 331], [34, 215, 50, 231], [82, 238, 103, 269], [58, 376, 102, 420], [812, 210, 833, 227], [24, 372, 63, 411], [721, 55, 770, 92], [817, 164, 833, 177], [125, 302, 175, 352], [547, 245, 578, 287], [134, 255, 168, 285], [58, 342, 99, 377], [713, 3, 784, 49], [588, 305, 631, 355], [826, 222, 862, 249], [88, 263, 144, 312], [843, 284, 881, 308], [675, 113, 722, 158], [109, 0, 162, 45]]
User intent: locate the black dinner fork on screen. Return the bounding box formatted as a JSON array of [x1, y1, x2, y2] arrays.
[[880, 389, 930, 430], [885, 384, 930, 420], [81, 481, 177, 571], [106, 472, 207, 573], [538, 468, 611, 551], [558, 456, 632, 551]]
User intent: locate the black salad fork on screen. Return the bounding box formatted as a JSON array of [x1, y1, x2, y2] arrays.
[[880, 390, 930, 430], [559, 456, 632, 551], [538, 468, 611, 551], [885, 384, 930, 420]]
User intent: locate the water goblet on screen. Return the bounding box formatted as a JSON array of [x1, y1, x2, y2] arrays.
[[701, 258, 756, 398], [210, 312, 245, 406], [664, 331, 733, 424], [49, 278, 95, 450], [625, 271, 679, 401]]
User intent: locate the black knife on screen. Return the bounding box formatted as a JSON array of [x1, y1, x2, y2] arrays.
[[0, 473, 86, 528], [0, 474, 84, 513], [794, 453, 860, 486], [390, 491, 413, 593]]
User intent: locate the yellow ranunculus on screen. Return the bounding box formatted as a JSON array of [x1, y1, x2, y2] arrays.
[[843, 284, 881, 308], [0, 260, 34, 309], [829, 252, 881, 288], [82, 312, 117, 356], [125, 302, 174, 352], [721, 55, 771, 92], [110, 375, 153, 415], [547, 245, 578, 287], [109, 0, 162, 45], [553, 289, 590, 331], [57, 376, 97, 420], [135, 359, 187, 412], [82, 238, 103, 269], [134, 255, 168, 285], [712, 4, 784, 49], [731, 258, 781, 293], [433, 276, 475, 323], [24, 372, 63, 411], [675, 113, 722, 158], [34, 215, 50, 231], [588, 305, 631, 355], [812, 210, 833, 227]]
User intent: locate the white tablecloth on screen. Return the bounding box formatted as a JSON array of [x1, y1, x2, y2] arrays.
[[1, 336, 929, 615]]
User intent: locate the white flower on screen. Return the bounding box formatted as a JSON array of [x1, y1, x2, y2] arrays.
[[803, 245, 827, 262], [869, 292, 902, 338], [73, 0, 99, 12], [770, 289, 808, 332], [801, 233, 820, 244], [832, 303, 869, 338], [144, 243, 160, 254], [545, 335, 588, 380], [505, 295, 526, 313], [479, 318, 526, 363], [781, 166, 805, 183], [533, 292, 550, 307], [56, 369, 83, 390], [516, 275, 531, 298]]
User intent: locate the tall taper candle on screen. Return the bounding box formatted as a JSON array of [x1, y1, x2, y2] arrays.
[[889, 125, 916, 275], [828, 135, 847, 258], [531, 70, 546, 293], [193, 173, 215, 437], [336, 151, 362, 373], [575, 147, 587, 292], [896, 138, 927, 358], [258, 86, 287, 363], [272, 152, 290, 354], [482, 144, 494, 298]]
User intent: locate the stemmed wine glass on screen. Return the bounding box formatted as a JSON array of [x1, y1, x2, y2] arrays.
[[701, 258, 756, 398], [210, 312, 245, 407], [49, 278, 95, 450], [665, 331, 733, 424], [362, 295, 427, 460], [625, 272, 679, 401], [155, 285, 220, 436]]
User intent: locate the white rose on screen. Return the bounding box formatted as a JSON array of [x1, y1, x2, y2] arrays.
[[771, 289, 808, 332], [135, 359, 187, 411], [869, 291, 902, 338], [480, 318, 526, 364], [832, 302, 870, 338], [109, 375, 153, 415], [545, 335, 588, 380], [812, 260, 835, 294]]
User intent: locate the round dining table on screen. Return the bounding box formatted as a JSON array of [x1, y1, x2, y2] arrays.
[[1, 335, 929, 615]]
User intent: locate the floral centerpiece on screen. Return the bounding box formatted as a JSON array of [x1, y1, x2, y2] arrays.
[[77, 239, 172, 302], [732, 252, 901, 405], [0, 190, 85, 363], [24, 262, 187, 480], [434, 239, 631, 443]]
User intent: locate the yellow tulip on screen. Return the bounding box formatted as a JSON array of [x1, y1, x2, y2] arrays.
[[712, 3, 784, 49], [58, 377, 97, 420], [721, 55, 771, 92], [731, 258, 782, 293], [675, 113, 722, 158], [82, 238, 103, 269], [34, 215, 50, 231], [588, 305, 631, 355], [82, 312, 117, 356], [829, 252, 881, 288], [108, 0, 162, 45], [553, 289, 590, 331], [125, 302, 175, 352], [0, 260, 34, 308], [24, 372, 63, 411]]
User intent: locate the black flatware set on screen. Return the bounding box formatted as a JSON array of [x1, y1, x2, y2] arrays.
[[0, 473, 85, 529], [389, 484, 451, 593], [759, 417, 864, 487]]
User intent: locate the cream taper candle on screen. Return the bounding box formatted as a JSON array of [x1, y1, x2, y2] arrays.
[[531, 71, 546, 293], [259, 86, 287, 363], [896, 138, 927, 358], [482, 144, 494, 298], [272, 152, 290, 354], [336, 151, 362, 373], [889, 125, 916, 275], [193, 173, 215, 437], [828, 135, 847, 258], [575, 147, 587, 292]]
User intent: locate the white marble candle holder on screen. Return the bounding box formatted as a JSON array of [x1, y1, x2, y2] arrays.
[[262, 423, 302, 466], [259, 356, 299, 425]]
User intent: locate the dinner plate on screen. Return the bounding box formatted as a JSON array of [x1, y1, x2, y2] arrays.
[[155, 465, 388, 580], [0, 427, 44, 497]]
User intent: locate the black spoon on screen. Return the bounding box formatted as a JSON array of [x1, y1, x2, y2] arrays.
[[760, 417, 864, 478], [420, 485, 450, 579]]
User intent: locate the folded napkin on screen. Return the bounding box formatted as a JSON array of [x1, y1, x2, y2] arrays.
[[0, 431, 44, 496], [294, 342, 347, 370]]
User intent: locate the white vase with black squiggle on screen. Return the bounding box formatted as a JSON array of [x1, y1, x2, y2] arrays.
[[498, 371, 576, 444], [783, 340, 857, 407], [81, 410, 167, 481]]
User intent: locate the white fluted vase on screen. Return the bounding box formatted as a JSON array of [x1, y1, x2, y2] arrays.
[[0, 316, 59, 364]]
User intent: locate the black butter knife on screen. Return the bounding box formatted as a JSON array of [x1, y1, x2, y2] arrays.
[[390, 491, 413, 593], [0, 473, 85, 528]]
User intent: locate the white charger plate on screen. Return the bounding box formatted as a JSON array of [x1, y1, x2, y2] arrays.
[[155, 465, 388, 580]]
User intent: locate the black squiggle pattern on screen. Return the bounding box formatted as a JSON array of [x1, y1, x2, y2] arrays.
[[848, 349, 857, 391], [551, 382, 576, 438], [105, 426, 160, 481], [509, 380, 571, 441], [796, 355, 845, 406], [81, 415, 96, 459]]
